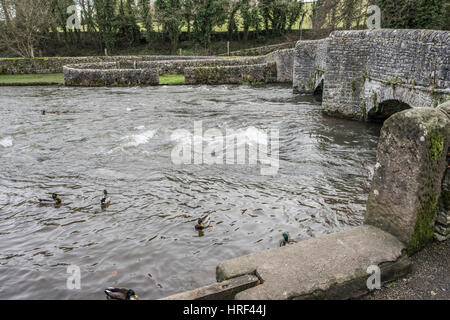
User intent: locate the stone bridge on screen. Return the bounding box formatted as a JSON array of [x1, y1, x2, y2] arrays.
[[294, 29, 450, 121]]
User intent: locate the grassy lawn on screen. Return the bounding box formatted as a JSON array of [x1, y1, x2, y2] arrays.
[[0, 73, 186, 86], [159, 74, 185, 85], [0, 73, 64, 85]]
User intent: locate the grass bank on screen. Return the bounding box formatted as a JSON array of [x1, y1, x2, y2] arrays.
[[0, 73, 187, 86], [0, 73, 64, 86], [159, 74, 185, 85]]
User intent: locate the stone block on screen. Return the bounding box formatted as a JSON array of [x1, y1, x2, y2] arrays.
[[365, 107, 450, 254], [217, 225, 410, 300]]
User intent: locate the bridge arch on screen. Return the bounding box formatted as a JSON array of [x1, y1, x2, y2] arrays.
[[314, 78, 324, 100], [367, 99, 412, 122]]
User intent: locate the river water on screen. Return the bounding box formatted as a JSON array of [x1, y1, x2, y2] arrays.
[[0, 84, 381, 299]]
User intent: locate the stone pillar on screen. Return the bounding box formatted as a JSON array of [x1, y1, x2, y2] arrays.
[[435, 102, 450, 241], [365, 106, 450, 254], [435, 152, 450, 241]]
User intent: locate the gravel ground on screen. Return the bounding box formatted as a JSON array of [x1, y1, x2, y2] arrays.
[[363, 239, 449, 300]]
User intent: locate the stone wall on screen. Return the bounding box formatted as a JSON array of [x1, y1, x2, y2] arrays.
[[265, 48, 295, 82], [293, 30, 450, 120], [0, 55, 213, 75], [184, 62, 277, 85], [293, 39, 328, 93], [435, 101, 450, 241], [137, 56, 265, 75], [218, 41, 297, 57], [1, 49, 297, 86], [63, 62, 159, 86], [436, 148, 450, 241]]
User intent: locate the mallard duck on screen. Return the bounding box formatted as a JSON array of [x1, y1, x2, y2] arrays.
[[39, 193, 61, 205], [194, 215, 211, 230], [101, 190, 110, 207], [195, 218, 205, 230], [104, 287, 138, 300], [279, 232, 296, 247]]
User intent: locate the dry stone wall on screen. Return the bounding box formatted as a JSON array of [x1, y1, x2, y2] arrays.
[[63, 62, 159, 86], [184, 62, 277, 85]]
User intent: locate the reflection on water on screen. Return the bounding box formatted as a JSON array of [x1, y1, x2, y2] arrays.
[[0, 84, 381, 299]]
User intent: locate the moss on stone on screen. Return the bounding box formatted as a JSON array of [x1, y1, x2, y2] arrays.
[[372, 93, 379, 112], [361, 69, 369, 82], [408, 121, 446, 254], [432, 92, 449, 108], [361, 101, 367, 121], [351, 80, 357, 92], [408, 193, 439, 254], [386, 75, 401, 89], [429, 131, 444, 161], [239, 81, 265, 85]]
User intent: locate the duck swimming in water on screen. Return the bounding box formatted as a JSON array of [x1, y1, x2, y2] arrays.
[[104, 287, 138, 300], [195, 218, 205, 230], [39, 193, 61, 206], [195, 215, 211, 230], [101, 190, 110, 207], [279, 232, 296, 247]]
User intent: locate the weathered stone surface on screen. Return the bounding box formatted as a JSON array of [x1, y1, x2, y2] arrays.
[[184, 63, 277, 85], [218, 41, 296, 57], [293, 39, 328, 93], [265, 49, 295, 82], [63, 64, 159, 86], [434, 232, 449, 241], [365, 107, 450, 254], [435, 102, 450, 241], [217, 225, 410, 300], [293, 30, 450, 120], [137, 56, 266, 75], [159, 275, 259, 300]]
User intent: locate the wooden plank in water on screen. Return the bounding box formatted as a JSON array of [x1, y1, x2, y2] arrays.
[[159, 274, 260, 300]]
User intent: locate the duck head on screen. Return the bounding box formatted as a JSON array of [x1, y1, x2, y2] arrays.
[[197, 218, 204, 228], [281, 232, 289, 242], [103, 190, 108, 196], [127, 289, 138, 300]]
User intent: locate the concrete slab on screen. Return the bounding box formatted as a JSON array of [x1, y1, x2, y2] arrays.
[[216, 225, 411, 300], [160, 275, 259, 300]]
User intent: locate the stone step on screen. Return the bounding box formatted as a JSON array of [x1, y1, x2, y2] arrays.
[[216, 225, 411, 300]]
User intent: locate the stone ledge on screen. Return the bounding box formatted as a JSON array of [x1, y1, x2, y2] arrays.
[[216, 225, 410, 300]]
